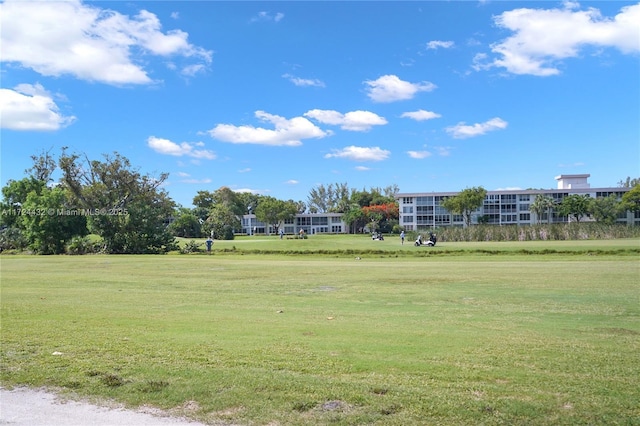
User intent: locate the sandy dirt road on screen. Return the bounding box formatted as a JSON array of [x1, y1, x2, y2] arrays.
[[0, 387, 213, 426]]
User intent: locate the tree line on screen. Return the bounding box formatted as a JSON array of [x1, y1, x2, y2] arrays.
[[1, 149, 638, 254], [0, 150, 400, 254], [438, 186, 640, 226]]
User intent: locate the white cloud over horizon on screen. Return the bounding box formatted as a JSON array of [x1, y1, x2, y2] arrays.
[[446, 117, 508, 139], [0, 84, 76, 131], [400, 109, 442, 121], [304, 109, 387, 131], [426, 40, 455, 49], [147, 136, 216, 159], [364, 75, 436, 103], [208, 111, 330, 146], [324, 146, 390, 162], [474, 2, 640, 76], [0, 0, 212, 85]]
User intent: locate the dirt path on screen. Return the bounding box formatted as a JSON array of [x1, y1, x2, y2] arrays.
[[0, 387, 211, 426]]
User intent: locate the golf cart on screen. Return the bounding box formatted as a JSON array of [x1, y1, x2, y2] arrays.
[[371, 231, 384, 241], [415, 232, 437, 247]]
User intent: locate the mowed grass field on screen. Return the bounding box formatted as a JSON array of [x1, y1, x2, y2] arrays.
[[1, 237, 639, 425]]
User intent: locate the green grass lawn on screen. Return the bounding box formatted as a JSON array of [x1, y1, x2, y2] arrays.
[[181, 234, 640, 255], [1, 238, 639, 425]]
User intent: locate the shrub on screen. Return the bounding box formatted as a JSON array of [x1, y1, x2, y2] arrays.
[[221, 225, 235, 240], [66, 236, 96, 255], [0, 227, 28, 252], [433, 223, 640, 242], [181, 240, 203, 254]]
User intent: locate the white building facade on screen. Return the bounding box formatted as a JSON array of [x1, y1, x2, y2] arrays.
[[395, 174, 638, 230], [241, 212, 348, 235]]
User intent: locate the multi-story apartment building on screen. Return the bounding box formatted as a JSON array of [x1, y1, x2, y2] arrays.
[[395, 174, 638, 230], [242, 212, 347, 235]]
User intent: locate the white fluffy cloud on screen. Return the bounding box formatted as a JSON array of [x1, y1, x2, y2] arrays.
[[0, 84, 76, 131], [400, 110, 442, 121], [426, 40, 454, 49], [324, 146, 390, 162], [364, 75, 437, 103], [446, 117, 508, 139], [147, 136, 216, 159], [0, 0, 212, 85], [304, 109, 387, 131], [475, 2, 640, 76], [208, 111, 329, 146]]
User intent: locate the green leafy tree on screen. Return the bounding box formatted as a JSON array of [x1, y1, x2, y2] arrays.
[[350, 189, 373, 208], [1, 177, 47, 228], [193, 190, 216, 209], [204, 204, 240, 240], [212, 187, 246, 216], [590, 194, 622, 224], [341, 203, 366, 233], [168, 208, 202, 238], [237, 192, 261, 216], [369, 186, 397, 206], [255, 196, 298, 235], [307, 184, 331, 213], [21, 187, 87, 254], [441, 187, 487, 227], [111, 199, 177, 253], [621, 184, 640, 213], [530, 194, 556, 224], [59, 150, 176, 254], [558, 194, 592, 223]]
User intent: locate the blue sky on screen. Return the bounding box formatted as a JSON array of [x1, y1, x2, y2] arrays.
[[1, 0, 638, 208]]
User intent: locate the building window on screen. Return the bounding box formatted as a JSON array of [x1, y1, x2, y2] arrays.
[[501, 214, 517, 223], [297, 217, 311, 226], [403, 215, 414, 223], [403, 206, 414, 214], [312, 216, 328, 225], [519, 213, 531, 221], [416, 215, 433, 225], [435, 214, 450, 224]]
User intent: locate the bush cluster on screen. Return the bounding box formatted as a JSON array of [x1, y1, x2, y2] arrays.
[[410, 223, 640, 242]]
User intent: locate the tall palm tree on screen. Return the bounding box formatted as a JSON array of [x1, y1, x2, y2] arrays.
[[530, 194, 556, 224]]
